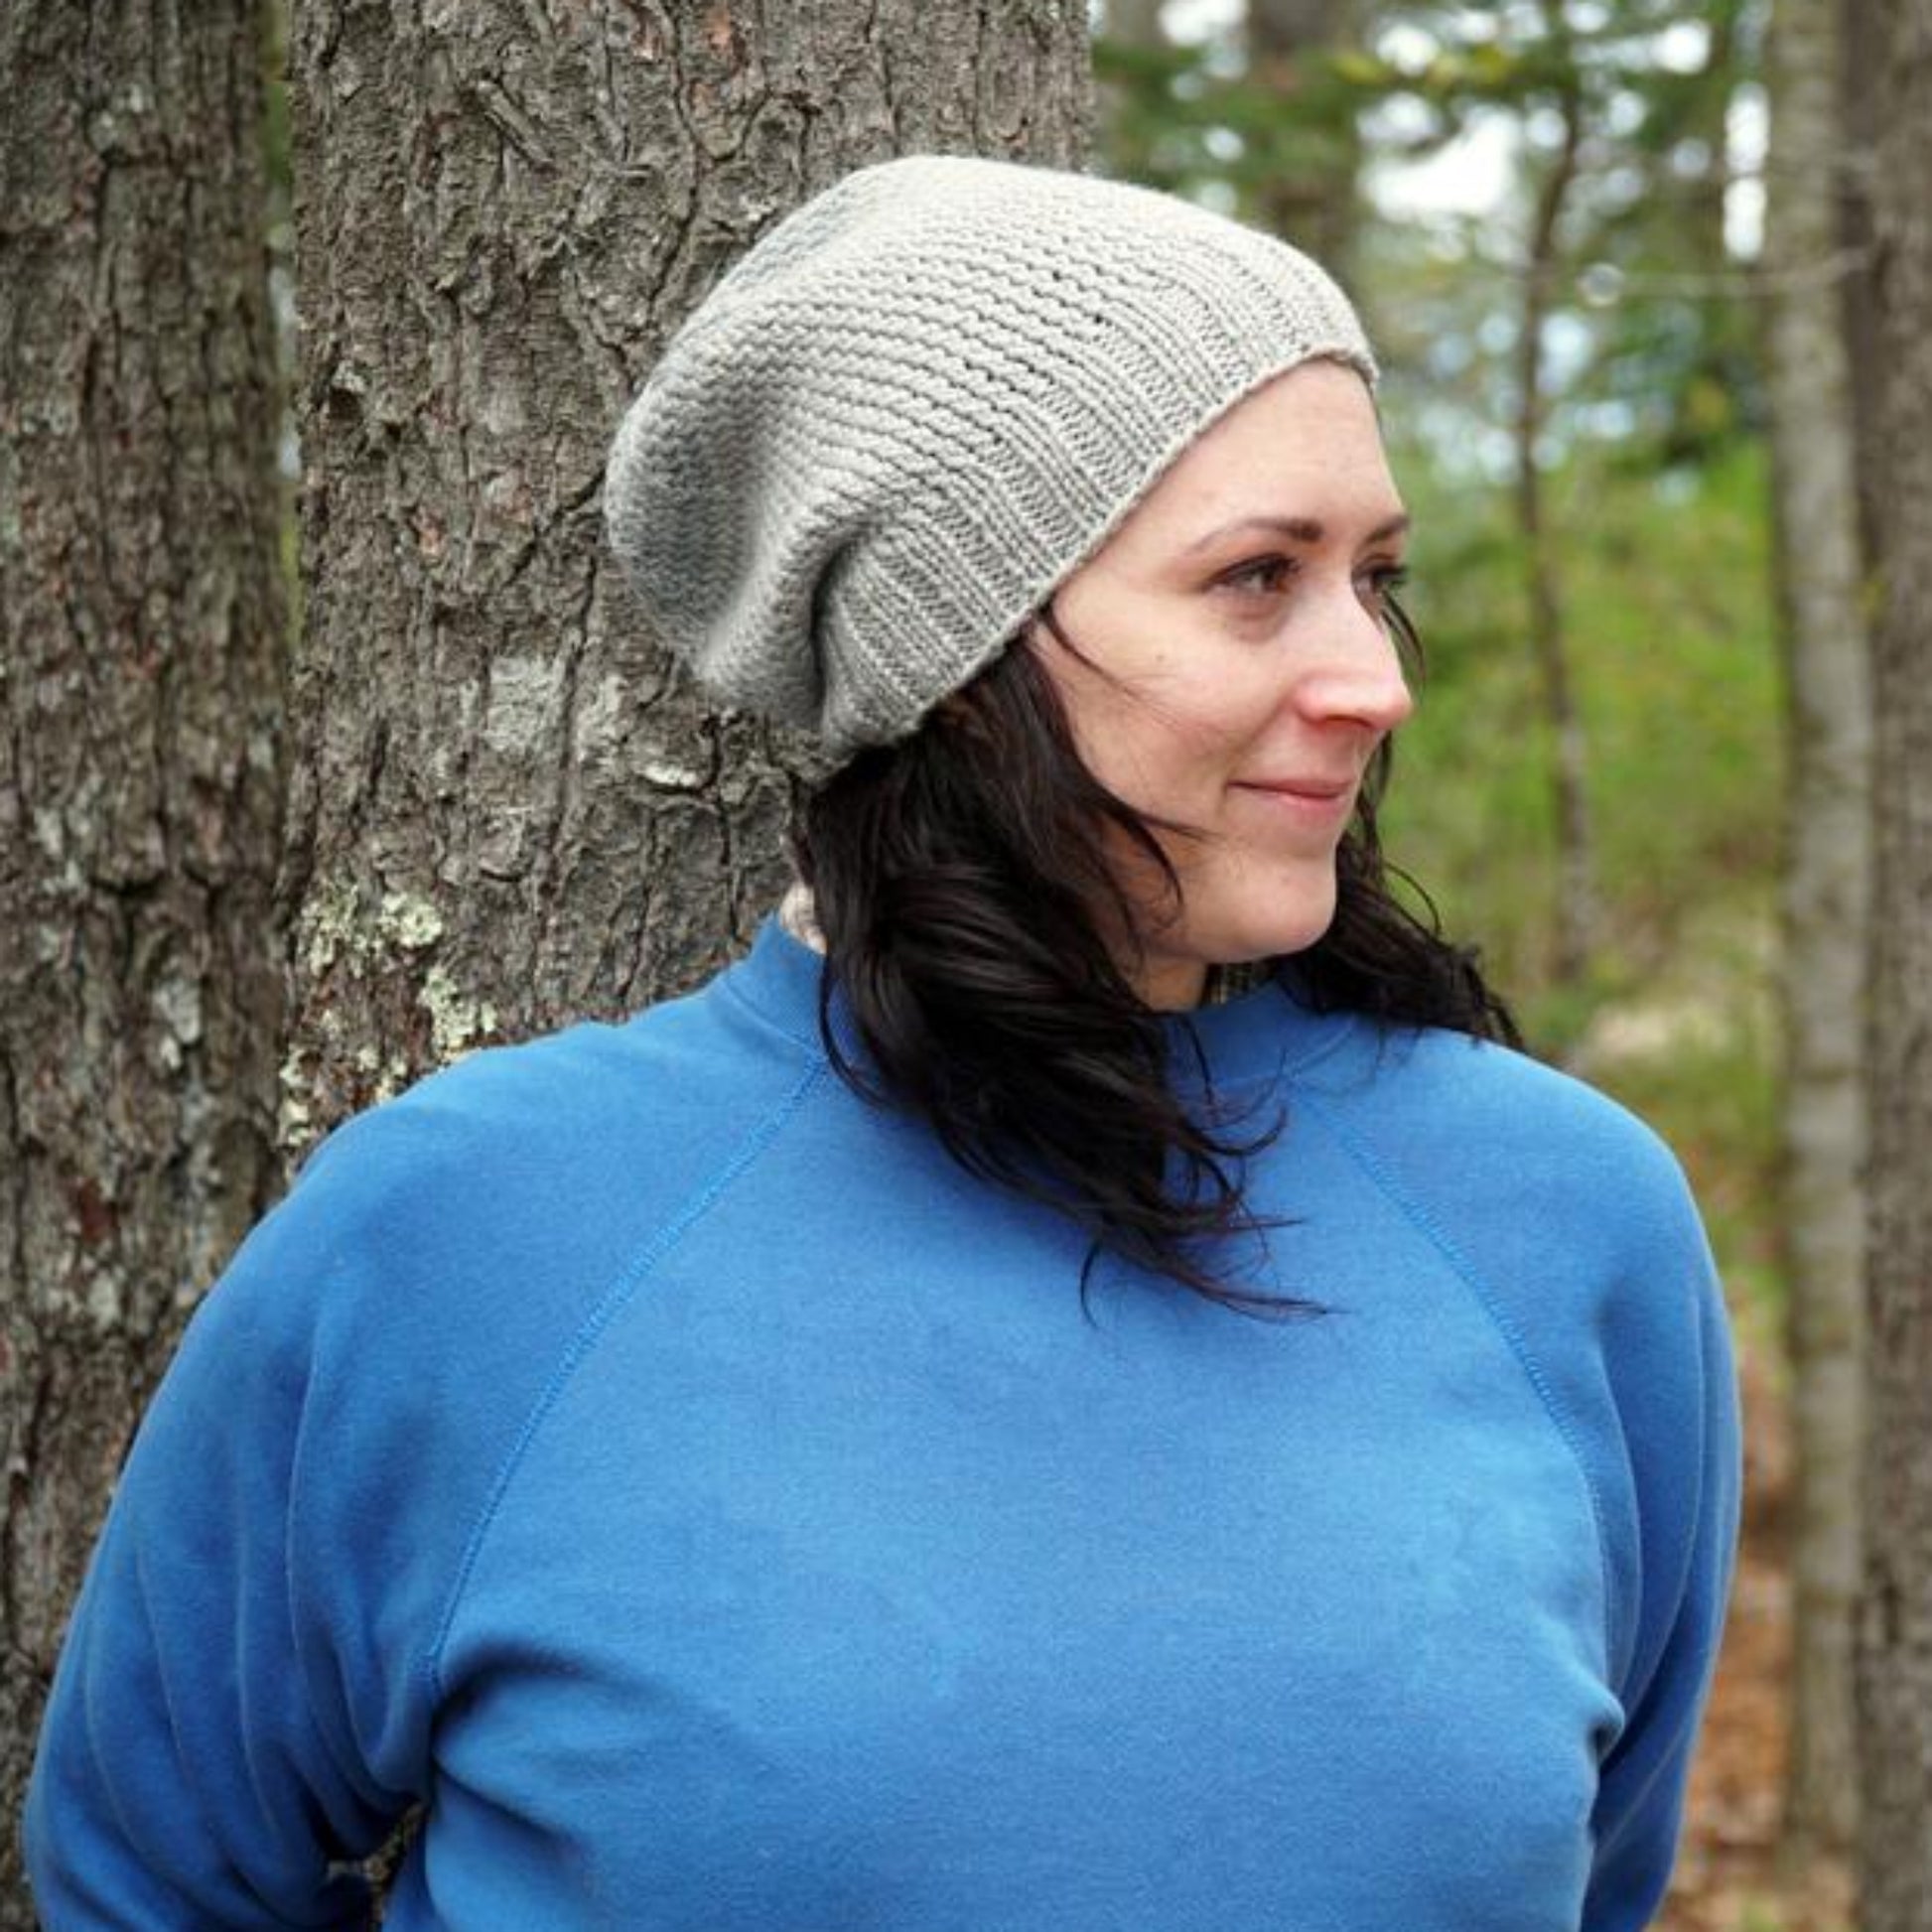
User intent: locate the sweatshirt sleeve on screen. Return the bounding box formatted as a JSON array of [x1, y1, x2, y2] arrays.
[[24, 1003, 800, 1928], [23, 1112, 444, 1927], [1580, 1174, 1743, 1932]]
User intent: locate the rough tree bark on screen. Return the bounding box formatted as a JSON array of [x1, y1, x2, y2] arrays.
[[1855, 0, 1932, 1918], [1763, 0, 1872, 1873], [0, 2, 286, 1919], [282, 0, 1094, 1157]]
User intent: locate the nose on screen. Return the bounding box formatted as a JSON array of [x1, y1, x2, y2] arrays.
[[1293, 587, 1415, 735]]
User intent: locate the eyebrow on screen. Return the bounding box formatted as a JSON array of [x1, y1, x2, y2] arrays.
[[1181, 510, 1412, 555]]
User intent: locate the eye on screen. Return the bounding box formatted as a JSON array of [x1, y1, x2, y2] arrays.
[[1357, 562, 1411, 611], [1218, 553, 1299, 597]]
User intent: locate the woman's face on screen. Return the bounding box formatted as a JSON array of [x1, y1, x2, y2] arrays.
[[1035, 358, 1414, 1011]]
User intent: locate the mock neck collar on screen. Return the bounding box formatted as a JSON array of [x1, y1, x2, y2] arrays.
[[721, 914, 1363, 1093]]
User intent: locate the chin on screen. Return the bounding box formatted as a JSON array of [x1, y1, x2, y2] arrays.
[[1214, 887, 1340, 967]]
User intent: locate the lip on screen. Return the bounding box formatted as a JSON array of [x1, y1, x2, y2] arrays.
[[1237, 775, 1356, 799], [1229, 776, 1359, 826]]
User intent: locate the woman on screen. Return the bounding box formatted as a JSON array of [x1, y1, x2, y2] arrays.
[[27, 154, 1739, 1929]]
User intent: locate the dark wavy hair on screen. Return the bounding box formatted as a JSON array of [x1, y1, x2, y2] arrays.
[[790, 594, 1518, 1318]]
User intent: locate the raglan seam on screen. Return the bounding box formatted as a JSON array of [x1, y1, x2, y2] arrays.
[[1295, 1086, 1620, 1686], [421, 1060, 833, 1709]]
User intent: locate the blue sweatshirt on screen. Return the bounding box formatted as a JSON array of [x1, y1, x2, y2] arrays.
[[26, 915, 1740, 1929]]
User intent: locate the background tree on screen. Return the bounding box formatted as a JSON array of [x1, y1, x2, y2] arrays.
[[1508, 18, 1596, 991], [2, 3, 1092, 1920], [1096, 0, 1173, 170], [1762, 0, 1871, 1876], [0, 1, 287, 1918], [281, 0, 1094, 1152], [1188, 0, 1758, 1019], [1242, 0, 1366, 279], [1092, 0, 1366, 268], [1856, 0, 1932, 1914]]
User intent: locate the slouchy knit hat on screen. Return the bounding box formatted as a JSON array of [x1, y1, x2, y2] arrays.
[[604, 152, 1376, 761]]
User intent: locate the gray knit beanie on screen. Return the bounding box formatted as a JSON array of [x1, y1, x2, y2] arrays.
[[604, 152, 1376, 762]]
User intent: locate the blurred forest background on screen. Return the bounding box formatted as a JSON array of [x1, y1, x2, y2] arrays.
[[5, 0, 1929, 1926]]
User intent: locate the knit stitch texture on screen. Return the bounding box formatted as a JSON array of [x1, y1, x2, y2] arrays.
[[603, 153, 1378, 759]]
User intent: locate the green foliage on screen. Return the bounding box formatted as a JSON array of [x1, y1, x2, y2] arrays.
[[1091, 32, 1366, 203], [1381, 436, 1779, 995]]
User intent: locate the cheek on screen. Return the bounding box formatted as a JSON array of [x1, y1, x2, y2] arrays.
[[1081, 674, 1261, 794], [1045, 626, 1276, 817], [1082, 715, 1237, 822]]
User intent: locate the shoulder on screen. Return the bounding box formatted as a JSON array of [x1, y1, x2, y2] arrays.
[[306, 955, 820, 1201], [1297, 1020, 1737, 1707], [293, 961, 818, 1264], [1307, 1020, 1703, 1263], [1297, 1020, 1722, 1502], [1305, 1021, 1733, 1687], [182, 959, 832, 1434], [125, 961, 838, 1746]]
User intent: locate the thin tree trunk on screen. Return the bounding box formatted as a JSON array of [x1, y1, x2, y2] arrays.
[[1838, 0, 1884, 571], [1096, 0, 1169, 176], [1106, 0, 1168, 41], [1856, 0, 1932, 1917], [1513, 78, 1597, 994], [1763, 0, 1871, 1874], [0, 3, 286, 1920], [1663, 0, 1750, 464], [1691, 0, 1739, 266], [282, 0, 1093, 1155], [1244, 0, 1360, 282]]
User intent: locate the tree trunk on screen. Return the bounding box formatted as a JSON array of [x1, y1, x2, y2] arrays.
[[1096, 0, 1170, 179], [1106, 0, 1169, 41], [1513, 76, 1597, 995], [281, 0, 1094, 1157], [1839, 0, 1885, 571], [1856, 0, 1932, 1918], [1243, 0, 1360, 282], [1763, 0, 1871, 1875], [0, 3, 286, 1920], [1688, 0, 1739, 268]]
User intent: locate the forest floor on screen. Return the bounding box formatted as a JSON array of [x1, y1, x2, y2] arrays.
[[1659, 1329, 1856, 1932]]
